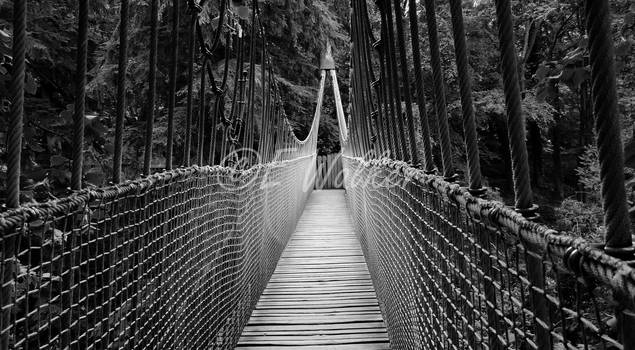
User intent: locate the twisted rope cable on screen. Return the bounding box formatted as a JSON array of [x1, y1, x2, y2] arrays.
[[353, 1, 378, 155], [166, 0, 180, 170], [197, 59, 208, 165], [259, 59, 271, 163], [357, 0, 385, 154], [376, 3, 401, 160], [7, 0, 26, 207], [375, 0, 400, 160], [257, 32, 268, 163], [371, 39, 394, 157], [392, 0, 420, 167], [233, 68, 248, 148], [143, 0, 159, 175], [348, 1, 360, 157], [407, 0, 435, 173], [210, 32, 232, 165], [423, 0, 454, 179], [244, 2, 257, 158], [362, 0, 392, 156], [585, 0, 633, 254], [448, 0, 483, 192], [184, 15, 196, 167], [113, 0, 129, 182], [351, 6, 372, 156], [352, 58, 370, 155], [72, 0, 89, 189], [208, 95, 221, 164], [493, 0, 533, 210], [383, 0, 411, 162], [222, 30, 244, 161]]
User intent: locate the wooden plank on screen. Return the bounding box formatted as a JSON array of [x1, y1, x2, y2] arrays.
[[236, 344, 390, 350], [256, 300, 379, 307], [237, 190, 390, 349], [237, 336, 389, 346]]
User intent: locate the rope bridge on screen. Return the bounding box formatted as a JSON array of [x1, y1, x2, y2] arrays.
[[2, 0, 635, 350]]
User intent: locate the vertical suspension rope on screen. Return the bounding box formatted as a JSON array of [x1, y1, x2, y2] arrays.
[[198, 60, 208, 165], [184, 15, 196, 167], [244, 3, 257, 158], [232, 69, 247, 153], [391, 0, 420, 166], [265, 64, 275, 162], [113, 0, 128, 183], [382, 0, 410, 162], [349, 0, 362, 157], [375, 1, 400, 160], [585, 0, 633, 255], [222, 28, 243, 162], [350, 11, 372, 156], [72, 0, 89, 190], [448, 0, 483, 193], [208, 96, 219, 164], [493, 0, 534, 212], [350, 63, 368, 155], [211, 31, 232, 165], [407, 0, 435, 173], [144, 0, 159, 174], [7, 0, 26, 207], [358, 0, 387, 156], [422, 0, 454, 180], [258, 32, 267, 162], [166, 0, 180, 170], [371, 38, 397, 158]]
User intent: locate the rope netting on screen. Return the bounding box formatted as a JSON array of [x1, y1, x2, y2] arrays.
[[0, 155, 315, 349], [345, 157, 635, 349], [343, 0, 635, 349]]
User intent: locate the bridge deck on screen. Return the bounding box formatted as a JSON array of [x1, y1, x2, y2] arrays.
[[236, 190, 390, 349]]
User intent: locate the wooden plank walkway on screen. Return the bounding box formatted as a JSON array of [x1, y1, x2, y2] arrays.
[[236, 190, 390, 350]]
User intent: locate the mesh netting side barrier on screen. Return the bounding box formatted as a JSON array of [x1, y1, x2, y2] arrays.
[[0, 156, 314, 349], [344, 156, 635, 350]]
